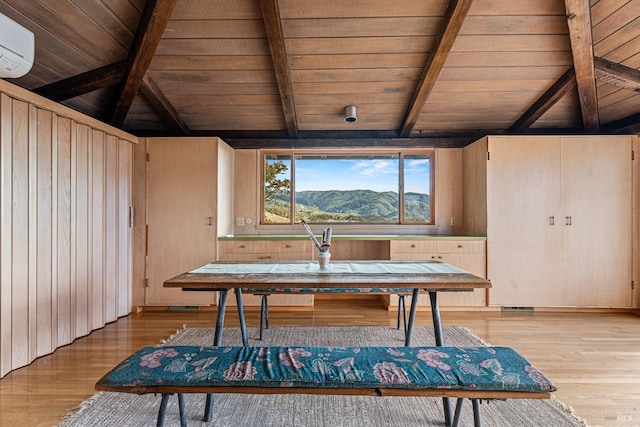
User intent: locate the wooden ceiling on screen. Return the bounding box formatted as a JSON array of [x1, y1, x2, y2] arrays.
[[2, 0, 639, 148]]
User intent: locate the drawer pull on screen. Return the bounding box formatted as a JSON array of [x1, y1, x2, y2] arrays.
[[239, 244, 246, 249], [411, 244, 416, 248], [285, 244, 291, 248], [457, 244, 463, 248]]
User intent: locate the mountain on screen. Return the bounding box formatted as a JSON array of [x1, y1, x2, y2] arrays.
[[290, 190, 430, 222]]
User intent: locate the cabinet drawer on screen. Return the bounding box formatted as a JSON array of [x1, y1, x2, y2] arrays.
[[266, 240, 309, 254], [218, 240, 267, 254], [266, 240, 312, 260], [437, 240, 485, 254], [390, 240, 438, 257]]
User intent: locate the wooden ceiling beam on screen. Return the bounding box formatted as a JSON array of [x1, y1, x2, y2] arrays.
[[594, 57, 640, 91], [510, 68, 576, 132], [260, 0, 299, 137], [140, 75, 190, 135], [564, 0, 599, 132], [109, 0, 177, 127], [399, 0, 474, 137], [602, 113, 640, 134], [33, 61, 126, 102]]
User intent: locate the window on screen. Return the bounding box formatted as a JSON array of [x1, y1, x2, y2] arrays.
[[263, 150, 433, 224]]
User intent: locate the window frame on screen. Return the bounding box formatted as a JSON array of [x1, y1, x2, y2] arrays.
[[260, 148, 435, 226]]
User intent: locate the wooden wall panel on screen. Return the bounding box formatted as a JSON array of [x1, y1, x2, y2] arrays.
[[35, 109, 53, 358], [1, 94, 14, 376], [117, 139, 131, 317], [0, 82, 136, 378], [11, 99, 30, 370], [56, 117, 73, 346], [74, 125, 90, 338], [91, 130, 106, 330], [104, 135, 118, 323]]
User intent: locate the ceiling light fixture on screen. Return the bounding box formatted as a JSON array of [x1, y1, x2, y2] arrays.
[[344, 105, 357, 122]]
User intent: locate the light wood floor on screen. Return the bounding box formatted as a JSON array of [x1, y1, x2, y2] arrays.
[[0, 295, 639, 427]]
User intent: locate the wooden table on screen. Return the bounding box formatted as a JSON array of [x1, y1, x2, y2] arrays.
[[164, 260, 491, 426], [164, 260, 491, 347]]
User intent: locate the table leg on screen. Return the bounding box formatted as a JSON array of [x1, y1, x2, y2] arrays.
[[429, 291, 444, 346], [214, 290, 228, 346], [235, 288, 249, 347], [405, 288, 420, 346], [429, 290, 452, 426]]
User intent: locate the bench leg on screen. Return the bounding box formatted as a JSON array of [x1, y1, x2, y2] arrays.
[[451, 398, 482, 427], [472, 399, 482, 427], [157, 393, 186, 427], [203, 393, 215, 422], [452, 398, 464, 427], [157, 393, 171, 427], [178, 393, 186, 427]]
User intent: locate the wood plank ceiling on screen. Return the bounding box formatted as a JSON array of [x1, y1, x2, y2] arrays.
[[1, 0, 639, 148]]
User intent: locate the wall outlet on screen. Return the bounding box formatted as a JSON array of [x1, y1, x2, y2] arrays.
[[235, 217, 245, 226]]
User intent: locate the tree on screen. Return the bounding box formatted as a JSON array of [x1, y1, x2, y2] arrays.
[[264, 160, 291, 205]]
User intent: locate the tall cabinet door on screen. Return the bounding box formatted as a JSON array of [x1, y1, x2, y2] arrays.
[[560, 136, 632, 307], [146, 138, 218, 305], [487, 137, 563, 307]]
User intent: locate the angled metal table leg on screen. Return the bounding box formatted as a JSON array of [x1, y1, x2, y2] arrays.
[[429, 290, 452, 426], [213, 290, 228, 346], [204, 289, 229, 422], [429, 291, 444, 346], [404, 288, 420, 346], [235, 288, 249, 347]]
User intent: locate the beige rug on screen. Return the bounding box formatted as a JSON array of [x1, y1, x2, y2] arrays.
[[58, 326, 586, 426]]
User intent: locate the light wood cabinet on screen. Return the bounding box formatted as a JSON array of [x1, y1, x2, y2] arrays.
[[465, 135, 633, 308], [389, 240, 486, 306], [218, 240, 312, 261], [145, 137, 233, 306]]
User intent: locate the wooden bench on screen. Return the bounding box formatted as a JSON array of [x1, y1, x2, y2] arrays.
[[96, 345, 556, 427], [245, 287, 414, 339]]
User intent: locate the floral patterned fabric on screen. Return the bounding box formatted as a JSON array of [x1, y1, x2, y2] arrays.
[[98, 346, 555, 393]]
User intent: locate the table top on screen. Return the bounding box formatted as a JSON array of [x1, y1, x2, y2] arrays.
[[164, 260, 491, 291]]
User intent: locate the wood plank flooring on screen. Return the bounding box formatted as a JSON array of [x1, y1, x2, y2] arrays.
[[0, 295, 638, 426]]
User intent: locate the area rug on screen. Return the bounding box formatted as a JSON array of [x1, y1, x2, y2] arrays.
[[58, 326, 585, 427]]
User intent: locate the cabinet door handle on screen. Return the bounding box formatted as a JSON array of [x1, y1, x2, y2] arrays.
[[565, 216, 572, 226], [549, 216, 555, 226], [207, 216, 213, 226]]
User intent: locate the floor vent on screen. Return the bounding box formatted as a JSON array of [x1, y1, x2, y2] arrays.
[[501, 306, 535, 313], [168, 306, 201, 311]]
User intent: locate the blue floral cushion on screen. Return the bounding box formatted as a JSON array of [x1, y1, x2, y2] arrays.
[[97, 346, 555, 393]]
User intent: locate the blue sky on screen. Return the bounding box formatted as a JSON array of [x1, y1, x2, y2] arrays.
[[294, 158, 430, 194]]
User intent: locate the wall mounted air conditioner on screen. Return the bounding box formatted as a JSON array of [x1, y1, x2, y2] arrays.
[[0, 12, 34, 79]]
